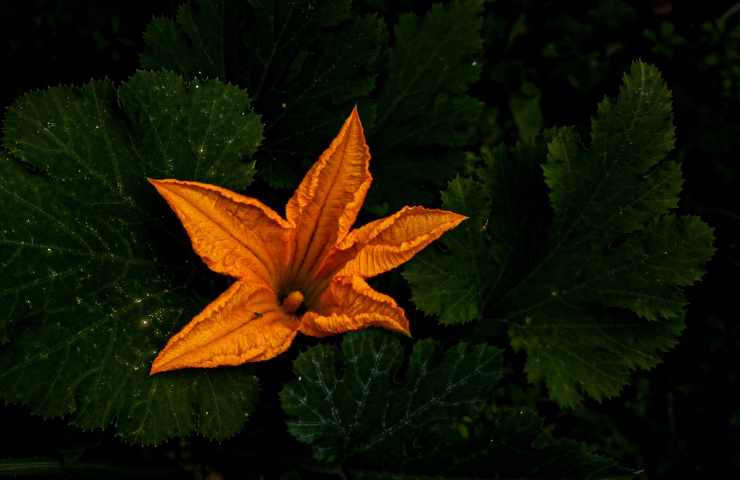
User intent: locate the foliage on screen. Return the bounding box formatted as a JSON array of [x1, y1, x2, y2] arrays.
[[0, 71, 262, 444], [281, 330, 623, 479], [140, 0, 484, 211], [0, 0, 732, 478], [405, 62, 715, 406]]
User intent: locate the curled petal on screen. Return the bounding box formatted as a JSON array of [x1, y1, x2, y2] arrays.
[[150, 281, 298, 374], [149, 179, 293, 288], [321, 206, 467, 278], [286, 107, 372, 282], [299, 276, 410, 337]]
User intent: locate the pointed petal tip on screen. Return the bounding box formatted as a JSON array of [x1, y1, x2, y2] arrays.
[[147, 177, 177, 187], [149, 353, 172, 375], [443, 210, 469, 228], [147, 178, 172, 191], [148, 362, 165, 376], [149, 352, 200, 375], [348, 105, 363, 126]]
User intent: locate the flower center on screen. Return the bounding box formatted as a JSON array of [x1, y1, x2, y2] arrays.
[[281, 290, 305, 315]]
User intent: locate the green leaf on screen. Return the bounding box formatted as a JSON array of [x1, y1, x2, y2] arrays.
[[281, 332, 621, 478], [140, 0, 483, 209], [509, 81, 543, 143], [141, 0, 225, 79], [367, 0, 485, 211], [509, 215, 713, 406], [505, 63, 715, 405], [403, 176, 494, 325], [141, 0, 385, 188], [119, 71, 261, 190], [404, 140, 551, 326], [374, 0, 484, 152], [348, 406, 625, 479], [0, 71, 262, 444], [280, 330, 502, 464], [543, 61, 679, 244], [406, 62, 715, 406]]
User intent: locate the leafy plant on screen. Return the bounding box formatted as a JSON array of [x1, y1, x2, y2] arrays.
[[281, 330, 624, 478], [140, 0, 484, 211], [0, 0, 724, 477], [0, 71, 262, 443], [404, 62, 715, 406]]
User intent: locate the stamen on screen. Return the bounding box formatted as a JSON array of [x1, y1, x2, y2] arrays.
[[282, 290, 304, 314]]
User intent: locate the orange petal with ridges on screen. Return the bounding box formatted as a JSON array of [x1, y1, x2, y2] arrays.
[[299, 276, 410, 337], [285, 106, 372, 282], [323, 206, 467, 278], [150, 281, 298, 374], [149, 179, 294, 288]]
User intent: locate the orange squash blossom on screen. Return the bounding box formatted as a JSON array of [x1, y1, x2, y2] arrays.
[[148, 107, 466, 374]]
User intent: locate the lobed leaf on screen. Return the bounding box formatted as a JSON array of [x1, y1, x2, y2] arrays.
[[0, 72, 262, 443], [506, 64, 714, 405], [282, 331, 622, 478], [543, 61, 680, 244], [406, 62, 715, 406], [280, 330, 502, 464]]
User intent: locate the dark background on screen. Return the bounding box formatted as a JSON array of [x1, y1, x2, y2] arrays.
[[1, 1, 738, 478]]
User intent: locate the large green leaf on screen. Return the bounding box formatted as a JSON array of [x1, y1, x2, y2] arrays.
[[281, 331, 622, 478], [405, 62, 715, 406], [506, 63, 714, 406], [0, 71, 262, 444], [280, 330, 502, 464]]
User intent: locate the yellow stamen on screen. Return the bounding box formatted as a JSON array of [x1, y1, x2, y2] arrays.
[[282, 291, 304, 314]]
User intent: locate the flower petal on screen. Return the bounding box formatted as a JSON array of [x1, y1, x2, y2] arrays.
[[321, 206, 467, 278], [299, 276, 410, 337], [285, 107, 372, 282], [150, 179, 294, 288], [150, 281, 298, 374]]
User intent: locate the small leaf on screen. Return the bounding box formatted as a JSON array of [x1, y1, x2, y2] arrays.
[[510, 81, 543, 143], [141, 0, 225, 79]]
